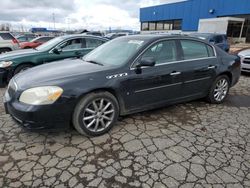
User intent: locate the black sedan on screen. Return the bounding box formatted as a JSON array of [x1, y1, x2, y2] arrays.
[[4, 35, 241, 136]]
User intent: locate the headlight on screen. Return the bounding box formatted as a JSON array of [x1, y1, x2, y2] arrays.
[[0, 61, 13, 68], [19, 86, 63, 105]]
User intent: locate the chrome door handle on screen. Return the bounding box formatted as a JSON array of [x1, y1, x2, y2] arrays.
[[208, 65, 216, 69], [170, 71, 181, 76]]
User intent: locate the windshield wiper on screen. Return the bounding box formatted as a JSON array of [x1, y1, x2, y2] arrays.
[[85, 60, 104, 66]]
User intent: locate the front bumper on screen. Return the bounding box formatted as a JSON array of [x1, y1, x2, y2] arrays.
[[4, 94, 75, 131], [241, 63, 250, 73], [0, 68, 8, 87]]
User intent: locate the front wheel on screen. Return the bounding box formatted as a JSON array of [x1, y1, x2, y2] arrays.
[[207, 75, 230, 104], [73, 91, 119, 136]]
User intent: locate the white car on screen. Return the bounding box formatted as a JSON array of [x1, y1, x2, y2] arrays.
[[238, 49, 250, 73], [0, 32, 20, 54]]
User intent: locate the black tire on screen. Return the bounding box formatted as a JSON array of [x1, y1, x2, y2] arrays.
[[14, 64, 34, 75], [206, 75, 230, 104], [0, 48, 11, 54], [73, 91, 119, 137]]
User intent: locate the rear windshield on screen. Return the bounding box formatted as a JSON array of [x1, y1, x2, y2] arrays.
[[0, 33, 14, 40]]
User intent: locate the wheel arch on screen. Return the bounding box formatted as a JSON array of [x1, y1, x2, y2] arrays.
[[75, 87, 126, 116], [13, 62, 36, 75], [217, 71, 233, 85]]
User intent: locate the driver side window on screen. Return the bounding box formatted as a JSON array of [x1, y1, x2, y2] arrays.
[[59, 38, 82, 51], [141, 40, 177, 65]]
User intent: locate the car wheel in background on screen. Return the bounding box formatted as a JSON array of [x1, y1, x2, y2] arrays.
[[73, 91, 119, 137], [14, 64, 34, 75], [207, 75, 230, 104], [0, 48, 11, 54]]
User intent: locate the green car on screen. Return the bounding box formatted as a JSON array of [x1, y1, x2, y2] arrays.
[[0, 34, 108, 87]]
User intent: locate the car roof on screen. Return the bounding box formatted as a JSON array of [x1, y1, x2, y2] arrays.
[[59, 34, 108, 40], [190, 33, 226, 37], [117, 34, 210, 44]]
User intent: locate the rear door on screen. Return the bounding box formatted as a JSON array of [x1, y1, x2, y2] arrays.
[[178, 39, 218, 98]]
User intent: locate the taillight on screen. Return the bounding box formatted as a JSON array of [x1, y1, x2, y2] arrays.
[[12, 38, 19, 46]]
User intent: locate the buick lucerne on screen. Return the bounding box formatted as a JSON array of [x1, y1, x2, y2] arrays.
[[4, 35, 241, 136]]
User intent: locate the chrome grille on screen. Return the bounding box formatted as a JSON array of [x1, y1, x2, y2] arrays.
[[243, 58, 250, 64]]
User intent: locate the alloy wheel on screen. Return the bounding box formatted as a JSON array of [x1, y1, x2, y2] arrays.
[[213, 78, 229, 102], [82, 98, 115, 133]]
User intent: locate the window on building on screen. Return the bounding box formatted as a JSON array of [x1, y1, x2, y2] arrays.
[[156, 22, 164, 30], [149, 23, 156, 30], [173, 20, 182, 30], [164, 21, 173, 30], [141, 22, 149, 31], [180, 40, 212, 60]]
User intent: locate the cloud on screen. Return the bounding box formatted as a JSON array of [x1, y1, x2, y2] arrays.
[[0, 0, 186, 31]]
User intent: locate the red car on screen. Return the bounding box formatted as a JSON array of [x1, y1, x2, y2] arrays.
[[20, 36, 54, 49]]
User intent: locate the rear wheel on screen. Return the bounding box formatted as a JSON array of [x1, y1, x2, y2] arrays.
[[207, 75, 230, 104], [0, 48, 11, 54], [14, 64, 34, 75], [73, 91, 119, 136]]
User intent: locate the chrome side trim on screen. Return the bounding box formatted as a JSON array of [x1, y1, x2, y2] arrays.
[[134, 82, 182, 93], [184, 76, 211, 84]]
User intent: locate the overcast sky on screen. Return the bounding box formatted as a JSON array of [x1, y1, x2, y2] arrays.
[[0, 0, 185, 31]]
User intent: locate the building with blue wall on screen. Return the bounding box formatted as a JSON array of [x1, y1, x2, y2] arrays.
[[140, 0, 250, 42]]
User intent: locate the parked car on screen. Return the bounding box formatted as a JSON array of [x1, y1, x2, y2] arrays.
[[20, 36, 54, 49], [238, 49, 250, 73], [0, 32, 20, 54], [16, 34, 36, 42], [189, 33, 230, 52], [4, 35, 241, 136], [0, 35, 108, 86], [105, 32, 129, 40], [84, 31, 103, 37]]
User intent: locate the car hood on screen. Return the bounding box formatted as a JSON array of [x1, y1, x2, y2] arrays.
[[14, 58, 111, 89], [238, 49, 250, 57], [0, 49, 41, 60]]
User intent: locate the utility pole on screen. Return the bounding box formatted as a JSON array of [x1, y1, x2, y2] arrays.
[[52, 13, 55, 29]]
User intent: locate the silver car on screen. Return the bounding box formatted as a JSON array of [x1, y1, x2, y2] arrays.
[[0, 32, 20, 54], [238, 49, 250, 73]]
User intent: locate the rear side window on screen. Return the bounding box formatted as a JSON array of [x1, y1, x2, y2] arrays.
[[0, 33, 14, 40], [85, 38, 105, 48], [141, 40, 177, 64], [180, 40, 214, 60], [214, 35, 224, 43]]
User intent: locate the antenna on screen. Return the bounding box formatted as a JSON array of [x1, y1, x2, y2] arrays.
[[52, 13, 55, 29]]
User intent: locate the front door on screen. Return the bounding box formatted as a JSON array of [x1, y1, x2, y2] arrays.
[[122, 40, 183, 110]]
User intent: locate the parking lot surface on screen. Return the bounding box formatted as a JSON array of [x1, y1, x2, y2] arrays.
[[0, 75, 249, 188]]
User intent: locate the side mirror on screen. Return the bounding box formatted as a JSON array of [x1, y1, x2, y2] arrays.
[[209, 39, 215, 45], [52, 48, 62, 54], [137, 57, 156, 68]]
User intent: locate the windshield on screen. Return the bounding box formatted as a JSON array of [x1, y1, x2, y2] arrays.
[[35, 37, 63, 51], [83, 38, 145, 66]]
